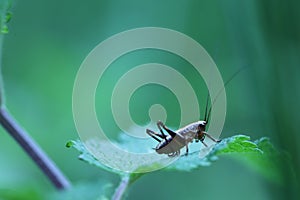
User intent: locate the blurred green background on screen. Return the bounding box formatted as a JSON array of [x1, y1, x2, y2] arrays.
[[0, 0, 299, 199]]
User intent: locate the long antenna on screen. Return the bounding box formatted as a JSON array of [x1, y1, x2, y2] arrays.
[[204, 91, 210, 122], [205, 67, 246, 124]]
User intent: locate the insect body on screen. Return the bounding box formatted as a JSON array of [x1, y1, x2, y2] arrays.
[[146, 120, 220, 157], [146, 69, 244, 156], [145, 68, 246, 156], [146, 83, 221, 157]]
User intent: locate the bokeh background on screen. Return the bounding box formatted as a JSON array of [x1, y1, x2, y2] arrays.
[[0, 0, 299, 199]]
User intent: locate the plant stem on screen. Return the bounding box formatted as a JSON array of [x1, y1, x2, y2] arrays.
[[112, 176, 130, 200], [0, 106, 71, 190]]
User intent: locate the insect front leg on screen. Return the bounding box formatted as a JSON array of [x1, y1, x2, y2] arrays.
[[204, 132, 221, 143], [200, 140, 208, 147]]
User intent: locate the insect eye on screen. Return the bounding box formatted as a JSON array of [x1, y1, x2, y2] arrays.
[[200, 122, 206, 127], [198, 124, 204, 129], [198, 121, 207, 131]]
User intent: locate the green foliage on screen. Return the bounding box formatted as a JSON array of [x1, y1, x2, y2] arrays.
[[67, 134, 282, 184], [0, 0, 11, 34], [67, 134, 284, 199], [230, 137, 284, 183], [67, 135, 173, 174], [166, 135, 283, 183], [1, 0, 298, 199], [48, 181, 112, 200], [0, 181, 112, 200], [165, 135, 262, 171], [0, 187, 43, 200], [0, 0, 11, 106]]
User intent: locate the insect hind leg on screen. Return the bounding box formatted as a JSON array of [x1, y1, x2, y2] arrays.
[[146, 129, 164, 142], [157, 121, 177, 138]]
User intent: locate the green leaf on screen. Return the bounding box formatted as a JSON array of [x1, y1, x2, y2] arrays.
[[67, 133, 176, 174], [166, 135, 283, 183], [66, 138, 161, 177], [165, 135, 259, 171], [67, 134, 283, 183], [233, 137, 284, 184], [216, 135, 262, 154], [66, 140, 120, 174]]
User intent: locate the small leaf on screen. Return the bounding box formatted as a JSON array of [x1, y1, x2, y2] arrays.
[[5, 11, 12, 23], [65, 141, 73, 148], [1, 25, 8, 34], [128, 173, 145, 185], [0, 0, 12, 35], [216, 135, 262, 154]]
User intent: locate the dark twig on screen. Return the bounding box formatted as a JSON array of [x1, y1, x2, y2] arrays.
[[0, 106, 71, 190], [0, 11, 70, 189]]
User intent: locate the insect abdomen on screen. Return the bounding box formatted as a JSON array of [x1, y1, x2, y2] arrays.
[[155, 136, 186, 154]]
